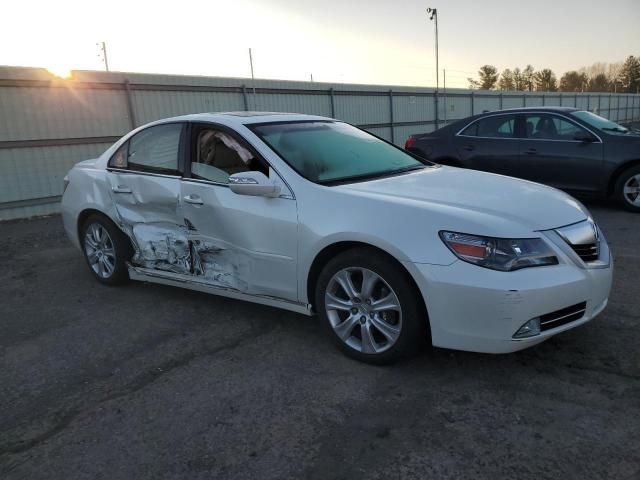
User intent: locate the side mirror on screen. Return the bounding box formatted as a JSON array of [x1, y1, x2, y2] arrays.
[[574, 131, 597, 142], [228, 171, 281, 198]]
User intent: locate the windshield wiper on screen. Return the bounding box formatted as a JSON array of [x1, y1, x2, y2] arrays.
[[601, 127, 629, 133], [321, 165, 425, 186]]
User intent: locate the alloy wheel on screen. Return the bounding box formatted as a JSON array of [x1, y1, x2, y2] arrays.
[[623, 174, 640, 207], [324, 267, 402, 354], [84, 223, 116, 279]]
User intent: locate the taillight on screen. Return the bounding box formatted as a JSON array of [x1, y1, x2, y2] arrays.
[[405, 136, 416, 150]]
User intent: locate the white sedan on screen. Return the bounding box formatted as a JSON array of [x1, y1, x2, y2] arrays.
[[61, 112, 613, 363]]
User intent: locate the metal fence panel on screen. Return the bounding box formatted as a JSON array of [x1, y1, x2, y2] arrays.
[[1, 66, 639, 220]]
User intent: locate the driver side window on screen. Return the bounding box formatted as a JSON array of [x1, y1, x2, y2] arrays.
[[190, 127, 267, 183]]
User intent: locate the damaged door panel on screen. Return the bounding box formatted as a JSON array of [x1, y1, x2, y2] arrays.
[[108, 172, 192, 274], [180, 180, 298, 301]]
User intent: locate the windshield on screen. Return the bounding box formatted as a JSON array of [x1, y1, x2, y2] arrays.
[[572, 110, 629, 134], [250, 121, 428, 184]]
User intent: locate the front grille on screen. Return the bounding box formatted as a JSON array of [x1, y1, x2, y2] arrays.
[[570, 242, 599, 262], [539, 301, 587, 331]]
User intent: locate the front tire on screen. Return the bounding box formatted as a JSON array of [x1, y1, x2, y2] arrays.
[[614, 165, 640, 212], [315, 248, 427, 364], [81, 214, 132, 285]]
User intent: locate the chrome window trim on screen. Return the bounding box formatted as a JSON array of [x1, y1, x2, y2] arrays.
[[454, 111, 603, 144], [106, 167, 181, 179]]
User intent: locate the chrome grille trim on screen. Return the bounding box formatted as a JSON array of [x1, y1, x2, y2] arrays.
[[555, 220, 600, 263], [539, 301, 587, 331]]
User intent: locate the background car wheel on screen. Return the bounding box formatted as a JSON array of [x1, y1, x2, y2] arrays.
[[315, 248, 428, 364], [81, 214, 132, 285], [615, 165, 640, 212]]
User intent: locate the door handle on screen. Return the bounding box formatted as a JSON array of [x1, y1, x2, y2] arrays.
[[524, 148, 538, 155], [462, 145, 474, 151], [112, 185, 132, 194], [183, 194, 204, 205]]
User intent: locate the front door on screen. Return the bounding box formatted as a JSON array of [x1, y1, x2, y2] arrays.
[[518, 113, 604, 193], [179, 124, 298, 302], [106, 122, 191, 274]]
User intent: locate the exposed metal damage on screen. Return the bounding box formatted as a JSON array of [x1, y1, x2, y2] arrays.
[[121, 218, 250, 292]]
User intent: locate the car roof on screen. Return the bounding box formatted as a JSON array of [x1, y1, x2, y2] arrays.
[[147, 111, 334, 128], [485, 106, 579, 114]]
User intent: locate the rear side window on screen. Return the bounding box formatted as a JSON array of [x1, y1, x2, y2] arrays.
[[460, 115, 515, 138], [109, 123, 182, 174]]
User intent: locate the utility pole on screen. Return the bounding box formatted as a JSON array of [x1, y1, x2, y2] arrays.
[[248, 48, 256, 110], [427, 8, 439, 91], [98, 41, 110, 71], [443, 69, 447, 124], [427, 8, 439, 129]]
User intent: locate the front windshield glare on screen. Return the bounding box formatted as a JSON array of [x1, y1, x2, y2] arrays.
[[251, 121, 426, 184], [572, 110, 628, 133]]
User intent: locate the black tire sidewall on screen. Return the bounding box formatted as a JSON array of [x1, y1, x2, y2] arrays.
[[615, 165, 640, 213], [81, 214, 131, 285], [314, 248, 427, 364]]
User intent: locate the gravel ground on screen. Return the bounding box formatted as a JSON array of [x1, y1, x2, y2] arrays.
[[1, 202, 639, 480]]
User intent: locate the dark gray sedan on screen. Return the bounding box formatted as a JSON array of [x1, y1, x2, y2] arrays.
[[405, 107, 640, 212]]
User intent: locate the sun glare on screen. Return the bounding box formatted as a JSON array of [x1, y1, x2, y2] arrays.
[[46, 66, 72, 79]]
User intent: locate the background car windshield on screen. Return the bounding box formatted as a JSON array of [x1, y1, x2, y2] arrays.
[[572, 111, 628, 133], [252, 121, 426, 183]]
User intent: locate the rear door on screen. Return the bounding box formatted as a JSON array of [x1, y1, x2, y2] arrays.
[[179, 123, 299, 302], [454, 114, 520, 176], [106, 122, 191, 273], [518, 113, 604, 193]]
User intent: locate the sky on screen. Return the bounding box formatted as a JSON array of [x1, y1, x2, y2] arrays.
[[1, 0, 639, 88]]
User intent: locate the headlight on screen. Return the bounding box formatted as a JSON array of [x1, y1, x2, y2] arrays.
[[439, 231, 558, 272]]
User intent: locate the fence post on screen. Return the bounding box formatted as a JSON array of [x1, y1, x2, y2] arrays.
[[626, 95, 630, 122], [499, 92, 503, 110], [329, 88, 335, 118], [574, 93, 578, 108], [598, 94, 601, 115], [522, 93, 526, 107], [609, 93, 612, 119], [587, 94, 590, 111], [242, 85, 248, 111], [542, 93, 545, 106], [388, 89, 395, 144], [470, 90, 474, 116], [559, 94, 563, 106], [123, 79, 137, 129]]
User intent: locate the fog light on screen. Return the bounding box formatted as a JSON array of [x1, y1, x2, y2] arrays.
[[513, 318, 540, 339]]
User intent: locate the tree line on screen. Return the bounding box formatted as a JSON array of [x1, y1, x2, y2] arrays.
[[468, 56, 640, 93]]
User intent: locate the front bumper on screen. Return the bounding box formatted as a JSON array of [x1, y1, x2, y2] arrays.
[[403, 234, 613, 354]]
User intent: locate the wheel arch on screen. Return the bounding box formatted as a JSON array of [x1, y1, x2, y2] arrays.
[[76, 208, 128, 247], [607, 159, 640, 197], [306, 241, 429, 327]]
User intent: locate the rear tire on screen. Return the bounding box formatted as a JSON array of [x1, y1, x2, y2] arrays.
[[614, 165, 640, 212], [314, 248, 427, 364], [81, 214, 132, 285]]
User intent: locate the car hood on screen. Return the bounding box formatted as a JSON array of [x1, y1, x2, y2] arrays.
[[336, 166, 588, 235]]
